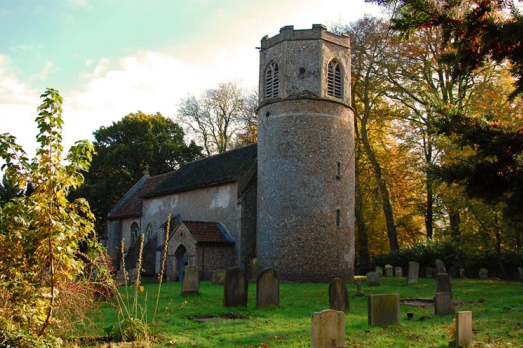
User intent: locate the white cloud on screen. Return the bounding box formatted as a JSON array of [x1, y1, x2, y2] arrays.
[[30, 61, 54, 81], [85, 58, 94, 67]]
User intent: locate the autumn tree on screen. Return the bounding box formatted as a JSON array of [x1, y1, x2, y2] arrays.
[[178, 81, 255, 155]]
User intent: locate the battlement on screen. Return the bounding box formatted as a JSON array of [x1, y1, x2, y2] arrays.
[[260, 24, 350, 50]]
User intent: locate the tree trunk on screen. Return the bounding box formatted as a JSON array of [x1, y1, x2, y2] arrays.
[[355, 169, 370, 267], [425, 177, 434, 239], [449, 208, 461, 240], [361, 127, 399, 251]]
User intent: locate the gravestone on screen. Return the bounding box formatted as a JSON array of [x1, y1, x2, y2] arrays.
[[212, 270, 226, 285], [434, 292, 454, 316], [249, 258, 262, 282], [223, 267, 248, 307], [256, 268, 279, 308], [394, 267, 403, 277], [385, 264, 393, 277], [518, 267, 523, 284], [407, 261, 419, 285], [456, 311, 473, 347], [355, 279, 365, 297], [459, 267, 466, 278], [329, 278, 349, 313], [368, 293, 400, 327], [375, 266, 383, 275], [435, 273, 453, 298], [116, 270, 127, 286], [128, 268, 139, 285], [479, 268, 488, 280], [366, 272, 380, 287], [181, 266, 200, 296], [311, 309, 345, 348], [449, 266, 457, 279], [435, 259, 446, 274], [426, 267, 434, 278]]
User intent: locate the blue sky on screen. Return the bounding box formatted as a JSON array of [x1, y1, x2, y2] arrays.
[[0, 0, 383, 160]]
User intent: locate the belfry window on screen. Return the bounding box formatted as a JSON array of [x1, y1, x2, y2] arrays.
[[328, 60, 342, 99], [265, 62, 279, 99]]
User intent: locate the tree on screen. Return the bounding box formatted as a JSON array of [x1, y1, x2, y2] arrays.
[[0, 88, 107, 339], [76, 111, 202, 236], [234, 89, 259, 147], [178, 81, 252, 155], [0, 175, 24, 207]]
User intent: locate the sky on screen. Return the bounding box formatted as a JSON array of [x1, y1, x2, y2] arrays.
[[0, 0, 384, 161]]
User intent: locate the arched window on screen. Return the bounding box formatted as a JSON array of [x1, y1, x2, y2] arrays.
[[131, 222, 140, 242], [144, 224, 152, 244], [328, 60, 342, 99], [265, 62, 279, 99]]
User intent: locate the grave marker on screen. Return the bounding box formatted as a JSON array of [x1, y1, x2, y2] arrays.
[[181, 266, 200, 296], [407, 261, 419, 285], [435, 259, 446, 274], [375, 266, 383, 275], [449, 266, 457, 278], [355, 279, 365, 297], [329, 278, 349, 313], [212, 270, 225, 285], [311, 310, 345, 348], [385, 264, 393, 277], [426, 267, 434, 278], [368, 293, 400, 327], [256, 268, 279, 308], [459, 267, 465, 278], [249, 258, 262, 282], [435, 273, 453, 298], [394, 267, 403, 277], [456, 311, 473, 347], [479, 268, 488, 280], [366, 272, 380, 287], [434, 292, 454, 316], [223, 267, 248, 307]]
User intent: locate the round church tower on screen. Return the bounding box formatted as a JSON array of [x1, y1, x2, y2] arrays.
[[257, 25, 355, 282]]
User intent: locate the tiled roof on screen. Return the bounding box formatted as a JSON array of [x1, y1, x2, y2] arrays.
[[182, 221, 235, 244], [144, 144, 257, 198], [107, 172, 170, 219]]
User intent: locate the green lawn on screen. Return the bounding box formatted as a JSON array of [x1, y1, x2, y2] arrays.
[[80, 276, 523, 347]]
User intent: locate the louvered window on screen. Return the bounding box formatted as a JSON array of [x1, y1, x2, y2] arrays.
[[328, 60, 342, 99], [265, 62, 279, 99]]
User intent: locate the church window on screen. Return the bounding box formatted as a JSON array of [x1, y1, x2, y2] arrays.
[[131, 222, 140, 242], [144, 224, 152, 244], [265, 62, 279, 99], [336, 209, 341, 227], [328, 60, 342, 99]]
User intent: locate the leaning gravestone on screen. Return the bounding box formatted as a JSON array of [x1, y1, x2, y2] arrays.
[[456, 311, 473, 347], [366, 272, 380, 287], [479, 268, 489, 280], [223, 267, 248, 307], [116, 270, 127, 286], [212, 270, 225, 285], [407, 261, 419, 285], [355, 279, 365, 297], [311, 310, 345, 348], [256, 268, 279, 308], [459, 267, 466, 278], [435, 273, 453, 298], [395, 267, 403, 277], [435, 259, 447, 274], [385, 264, 393, 277], [426, 267, 434, 278], [434, 292, 455, 316], [518, 267, 523, 285], [329, 278, 349, 313], [128, 268, 139, 285], [249, 258, 262, 282], [368, 293, 400, 327], [181, 266, 200, 296], [375, 266, 383, 275], [449, 266, 457, 279]]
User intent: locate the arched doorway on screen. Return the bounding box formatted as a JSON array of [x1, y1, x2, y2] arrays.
[[174, 245, 188, 282]]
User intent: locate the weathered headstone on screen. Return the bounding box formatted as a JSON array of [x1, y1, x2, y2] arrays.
[[456, 311, 473, 347], [385, 264, 393, 277], [311, 310, 345, 348], [479, 268, 488, 280], [394, 267, 403, 277], [355, 279, 365, 297], [435, 273, 453, 298], [449, 266, 457, 279], [459, 267, 466, 278], [256, 268, 279, 308], [407, 261, 419, 285], [434, 292, 455, 316], [329, 278, 349, 313], [212, 269, 225, 285], [223, 267, 248, 307], [248, 258, 262, 282], [518, 267, 523, 284], [426, 267, 434, 278], [128, 268, 139, 284], [366, 272, 380, 287], [181, 266, 200, 296], [116, 270, 127, 286], [368, 293, 401, 327], [435, 259, 446, 274], [375, 266, 383, 275]]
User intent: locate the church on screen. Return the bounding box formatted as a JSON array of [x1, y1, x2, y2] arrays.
[[105, 24, 355, 283]]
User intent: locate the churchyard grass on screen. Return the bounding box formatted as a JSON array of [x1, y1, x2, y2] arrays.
[[80, 276, 523, 347]]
